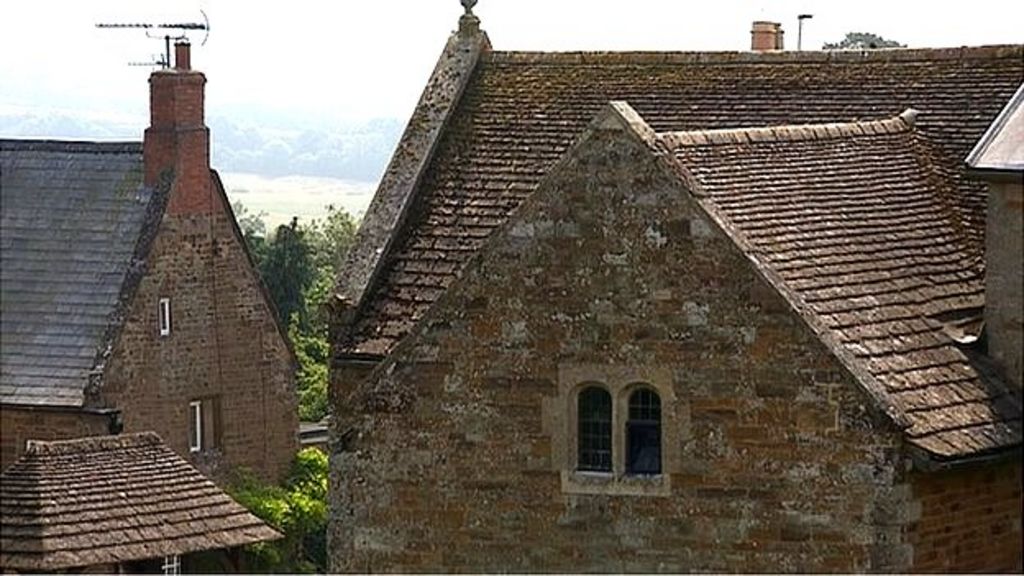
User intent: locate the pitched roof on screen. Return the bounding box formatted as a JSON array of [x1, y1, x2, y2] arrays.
[[966, 82, 1024, 172], [339, 44, 1023, 356], [652, 110, 1020, 459], [0, 140, 161, 407], [0, 432, 280, 571]]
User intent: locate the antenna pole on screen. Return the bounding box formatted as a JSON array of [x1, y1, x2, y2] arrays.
[[797, 14, 813, 51], [95, 14, 208, 69]]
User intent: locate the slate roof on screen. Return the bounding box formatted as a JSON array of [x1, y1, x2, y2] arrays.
[[653, 111, 1021, 459], [0, 432, 281, 571], [0, 140, 159, 407], [966, 82, 1024, 172], [341, 45, 1024, 356]]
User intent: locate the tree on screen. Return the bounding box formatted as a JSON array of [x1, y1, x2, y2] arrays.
[[232, 200, 269, 266], [261, 218, 316, 330], [823, 32, 905, 50], [229, 448, 328, 573], [307, 204, 358, 279]]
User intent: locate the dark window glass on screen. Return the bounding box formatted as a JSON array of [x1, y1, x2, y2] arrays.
[[578, 387, 612, 472], [627, 388, 661, 475]]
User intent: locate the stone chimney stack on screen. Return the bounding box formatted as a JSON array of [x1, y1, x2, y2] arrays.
[[143, 40, 216, 214], [751, 21, 785, 51]]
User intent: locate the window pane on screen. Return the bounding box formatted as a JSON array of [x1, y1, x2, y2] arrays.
[[578, 387, 612, 472], [189, 401, 201, 452], [627, 389, 661, 474]]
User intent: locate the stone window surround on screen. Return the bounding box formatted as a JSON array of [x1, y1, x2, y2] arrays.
[[546, 364, 680, 497]]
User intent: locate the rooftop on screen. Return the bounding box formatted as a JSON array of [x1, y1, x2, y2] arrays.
[[0, 432, 280, 571]]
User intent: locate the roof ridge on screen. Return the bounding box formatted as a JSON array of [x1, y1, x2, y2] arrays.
[[23, 431, 163, 455], [0, 139, 142, 154], [657, 110, 917, 148], [486, 44, 1022, 65]]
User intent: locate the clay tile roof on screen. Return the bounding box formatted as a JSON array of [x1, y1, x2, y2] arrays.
[[0, 432, 281, 571], [0, 140, 162, 408], [341, 44, 1023, 357], [656, 113, 1021, 459]]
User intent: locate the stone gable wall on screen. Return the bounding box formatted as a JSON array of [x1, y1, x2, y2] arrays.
[[102, 182, 297, 483], [329, 117, 913, 572]]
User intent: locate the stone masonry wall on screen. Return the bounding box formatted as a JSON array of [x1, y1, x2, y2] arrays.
[[908, 458, 1022, 572], [0, 407, 108, 470], [984, 179, 1023, 391], [330, 113, 913, 572], [102, 179, 297, 483]]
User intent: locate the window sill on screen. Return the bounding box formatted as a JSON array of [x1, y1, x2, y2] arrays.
[[560, 469, 671, 497]]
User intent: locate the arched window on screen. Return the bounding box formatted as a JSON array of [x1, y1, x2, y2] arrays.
[[577, 386, 612, 472], [626, 388, 661, 475]]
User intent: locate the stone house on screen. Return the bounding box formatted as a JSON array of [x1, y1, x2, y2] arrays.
[[328, 8, 1022, 574], [0, 432, 281, 573], [0, 42, 298, 482]]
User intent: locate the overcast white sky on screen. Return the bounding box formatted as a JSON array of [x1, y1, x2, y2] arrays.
[[2, 0, 1022, 129]]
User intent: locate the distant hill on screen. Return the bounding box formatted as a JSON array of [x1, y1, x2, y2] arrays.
[[0, 107, 403, 184]]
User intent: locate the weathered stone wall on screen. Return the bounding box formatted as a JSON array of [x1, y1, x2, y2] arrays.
[[102, 179, 297, 483], [984, 178, 1023, 390], [329, 112, 912, 572], [908, 458, 1022, 572], [0, 407, 108, 470]]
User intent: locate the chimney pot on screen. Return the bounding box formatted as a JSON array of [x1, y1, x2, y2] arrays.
[[751, 21, 785, 51], [144, 45, 215, 215], [174, 41, 191, 71]]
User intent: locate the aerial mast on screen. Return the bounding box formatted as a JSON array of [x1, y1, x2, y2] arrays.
[[96, 11, 209, 68]]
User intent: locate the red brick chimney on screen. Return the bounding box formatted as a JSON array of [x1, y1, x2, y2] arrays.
[[143, 41, 217, 214], [751, 21, 784, 51]]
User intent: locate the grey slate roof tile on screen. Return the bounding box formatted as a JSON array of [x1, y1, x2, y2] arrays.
[[1, 139, 154, 408]]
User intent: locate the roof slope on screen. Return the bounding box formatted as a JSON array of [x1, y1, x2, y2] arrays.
[[341, 45, 1023, 356], [1, 140, 158, 407], [655, 114, 1020, 459], [0, 432, 280, 571]]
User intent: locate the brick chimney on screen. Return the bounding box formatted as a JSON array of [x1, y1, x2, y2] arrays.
[[751, 21, 784, 51], [143, 41, 216, 214]]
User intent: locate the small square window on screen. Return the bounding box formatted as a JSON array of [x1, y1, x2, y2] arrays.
[[158, 297, 172, 336], [188, 400, 202, 453]]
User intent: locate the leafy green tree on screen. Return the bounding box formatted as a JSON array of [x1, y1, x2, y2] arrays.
[[823, 32, 905, 50], [232, 200, 269, 266], [261, 218, 316, 330], [289, 314, 329, 422], [229, 448, 329, 573], [307, 204, 358, 280]]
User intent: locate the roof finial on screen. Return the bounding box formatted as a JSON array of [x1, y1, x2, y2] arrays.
[[458, 0, 480, 36]]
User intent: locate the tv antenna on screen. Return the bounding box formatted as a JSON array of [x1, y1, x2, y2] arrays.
[[96, 10, 210, 68]]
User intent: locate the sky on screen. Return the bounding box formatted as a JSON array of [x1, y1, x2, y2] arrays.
[[2, 0, 1022, 224], [3, 0, 1022, 128]]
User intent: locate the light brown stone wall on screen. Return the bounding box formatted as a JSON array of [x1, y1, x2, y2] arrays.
[[985, 178, 1023, 390], [102, 180, 297, 483], [0, 407, 108, 470], [329, 114, 911, 572]]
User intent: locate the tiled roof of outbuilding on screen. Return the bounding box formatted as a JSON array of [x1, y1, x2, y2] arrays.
[[0, 432, 281, 571], [0, 140, 160, 407], [654, 112, 1021, 459], [342, 45, 1024, 356]]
